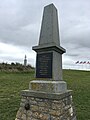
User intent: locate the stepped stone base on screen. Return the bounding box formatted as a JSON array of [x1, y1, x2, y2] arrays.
[[15, 90, 76, 120], [29, 80, 67, 93]]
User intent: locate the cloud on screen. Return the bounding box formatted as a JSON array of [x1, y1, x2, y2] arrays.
[[0, 42, 36, 66], [0, 0, 90, 70], [0, 0, 42, 46]]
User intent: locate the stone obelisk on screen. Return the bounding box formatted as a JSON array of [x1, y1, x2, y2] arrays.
[[31, 3, 67, 93], [33, 3, 65, 81], [15, 3, 76, 120]]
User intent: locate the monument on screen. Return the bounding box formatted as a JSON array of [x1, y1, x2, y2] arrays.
[[24, 55, 27, 66], [15, 3, 76, 120]]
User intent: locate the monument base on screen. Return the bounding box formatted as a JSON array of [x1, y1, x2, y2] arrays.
[[15, 90, 76, 120], [29, 80, 67, 93]]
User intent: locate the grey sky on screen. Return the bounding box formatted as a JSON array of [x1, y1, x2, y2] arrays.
[[0, 0, 90, 70]]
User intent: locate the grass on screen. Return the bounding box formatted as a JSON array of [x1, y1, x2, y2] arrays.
[[0, 69, 90, 120], [0, 71, 34, 120], [63, 69, 90, 120]]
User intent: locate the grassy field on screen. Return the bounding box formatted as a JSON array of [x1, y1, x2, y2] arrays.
[[0, 70, 90, 120]]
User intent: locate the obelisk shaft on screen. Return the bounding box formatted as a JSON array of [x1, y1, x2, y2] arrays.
[[39, 3, 60, 46]]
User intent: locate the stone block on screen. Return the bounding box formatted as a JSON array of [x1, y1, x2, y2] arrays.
[[29, 80, 67, 93], [31, 105, 38, 112]]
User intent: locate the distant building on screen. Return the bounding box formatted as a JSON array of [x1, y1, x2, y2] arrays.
[[24, 55, 27, 66]]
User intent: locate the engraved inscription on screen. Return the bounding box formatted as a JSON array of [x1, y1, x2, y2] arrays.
[[36, 52, 53, 78]]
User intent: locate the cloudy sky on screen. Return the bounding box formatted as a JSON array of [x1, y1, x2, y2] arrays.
[[0, 0, 90, 70]]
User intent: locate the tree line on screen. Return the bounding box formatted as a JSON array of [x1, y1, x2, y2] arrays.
[[0, 62, 34, 72]]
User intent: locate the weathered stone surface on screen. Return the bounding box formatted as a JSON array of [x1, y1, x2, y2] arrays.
[[15, 91, 76, 120], [16, 110, 22, 118], [21, 114, 26, 120], [31, 105, 38, 112], [29, 80, 67, 93], [38, 106, 49, 113], [27, 110, 32, 117], [21, 90, 72, 100], [49, 109, 61, 116], [20, 102, 25, 107], [27, 117, 31, 120], [73, 116, 77, 120], [39, 4, 60, 46]]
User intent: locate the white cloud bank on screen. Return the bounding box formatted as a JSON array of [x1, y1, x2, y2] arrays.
[[0, 0, 90, 70]]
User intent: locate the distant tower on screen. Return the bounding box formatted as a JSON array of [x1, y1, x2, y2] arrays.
[[24, 55, 27, 66]]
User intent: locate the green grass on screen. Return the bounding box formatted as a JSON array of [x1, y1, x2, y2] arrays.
[[0, 71, 34, 120], [63, 69, 90, 120], [0, 70, 90, 120]]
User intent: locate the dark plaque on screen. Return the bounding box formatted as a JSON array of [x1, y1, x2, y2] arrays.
[[36, 52, 53, 78]]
